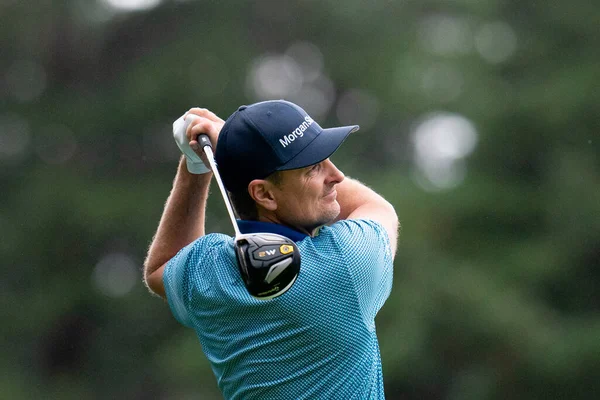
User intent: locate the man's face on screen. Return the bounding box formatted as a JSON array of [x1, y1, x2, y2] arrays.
[[271, 158, 345, 234]]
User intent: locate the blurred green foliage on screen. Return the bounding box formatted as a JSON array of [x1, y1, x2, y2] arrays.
[[1, 0, 599, 399]]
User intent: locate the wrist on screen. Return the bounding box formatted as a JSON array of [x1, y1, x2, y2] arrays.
[[176, 157, 212, 190]]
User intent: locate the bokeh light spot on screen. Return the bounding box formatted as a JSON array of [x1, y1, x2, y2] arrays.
[[285, 41, 325, 83], [412, 112, 478, 191], [247, 55, 304, 100], [418, 14, 472, 56], [93, 253, 138, 297], [247, 46, 335, 118], [475, 21, 518, 64], [290, 82, 335, 119], [101, 0, 161, 11]]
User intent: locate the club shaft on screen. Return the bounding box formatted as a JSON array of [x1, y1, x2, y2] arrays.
[[202, 145, 242, 237]]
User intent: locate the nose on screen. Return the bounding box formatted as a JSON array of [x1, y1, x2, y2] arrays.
[[324, 159, 345, 184]]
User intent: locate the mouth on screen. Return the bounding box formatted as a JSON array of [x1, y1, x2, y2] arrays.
[[324, 189, 337, 200]]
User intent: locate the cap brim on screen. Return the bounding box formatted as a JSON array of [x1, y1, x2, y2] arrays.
[[276, 125, 359, 171]]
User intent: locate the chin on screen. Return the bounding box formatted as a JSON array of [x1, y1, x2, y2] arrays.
[[320, 205, 341, 225]]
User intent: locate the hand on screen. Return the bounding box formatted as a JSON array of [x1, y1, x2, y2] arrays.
[[173, 108, 225, 174], [185, 107, 224, 151]]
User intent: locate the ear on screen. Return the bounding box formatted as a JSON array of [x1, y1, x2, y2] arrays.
[[248, 179, 278, 211]]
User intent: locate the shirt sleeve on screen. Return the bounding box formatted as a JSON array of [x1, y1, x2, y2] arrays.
[[163, 233, 232, 327], [327, 219, 394, 327], [162, 240, 200, 328]]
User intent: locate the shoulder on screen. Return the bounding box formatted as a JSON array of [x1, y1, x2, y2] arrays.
[[310, 219, 392, 262], [164, 233, 232, 286]]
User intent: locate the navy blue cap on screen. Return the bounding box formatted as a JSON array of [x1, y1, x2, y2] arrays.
[[215, 100, 359, 191]]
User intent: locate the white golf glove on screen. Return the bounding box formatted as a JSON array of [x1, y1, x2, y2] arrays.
[[173, 113, 211, 174]]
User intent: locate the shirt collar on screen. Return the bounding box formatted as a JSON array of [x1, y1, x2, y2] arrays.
[[237, 220, 308, 242]]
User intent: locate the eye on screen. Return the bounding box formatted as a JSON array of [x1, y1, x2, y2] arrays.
[[304, 163, 320, 176]]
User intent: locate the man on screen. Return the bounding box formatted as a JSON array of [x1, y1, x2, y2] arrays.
[[144, 100, 399, 399]]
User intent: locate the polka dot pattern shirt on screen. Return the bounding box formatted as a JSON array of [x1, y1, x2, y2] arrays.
[[164, 219, 393, 399]]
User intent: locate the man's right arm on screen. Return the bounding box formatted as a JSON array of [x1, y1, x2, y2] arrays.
[[334, 177, 399, 258], [143, 108, 224, 298]]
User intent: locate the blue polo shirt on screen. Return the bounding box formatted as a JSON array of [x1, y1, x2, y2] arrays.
[[163, 218, 393, 399]]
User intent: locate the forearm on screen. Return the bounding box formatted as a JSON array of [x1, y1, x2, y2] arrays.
[[144, 157, 212, 280], [335, 177, 392, 220]]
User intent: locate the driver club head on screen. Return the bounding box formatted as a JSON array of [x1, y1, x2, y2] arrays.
[[234, 233, 300, 300]]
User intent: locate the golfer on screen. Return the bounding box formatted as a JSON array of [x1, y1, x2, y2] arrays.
[[144, 100, 399, 399]]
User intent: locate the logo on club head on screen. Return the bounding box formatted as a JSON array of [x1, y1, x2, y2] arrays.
[[258, 249, 276, 257], [280, 245, 294, 254]]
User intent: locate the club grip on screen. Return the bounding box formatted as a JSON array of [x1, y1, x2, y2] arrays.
[[198, 134, 212, 150]]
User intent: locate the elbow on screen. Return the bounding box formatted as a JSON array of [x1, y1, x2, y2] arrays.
[[142, 260, 153, 290], [143, 261, 166, 299], [385, 201, 400, 254], [386, 200, 399, 229]]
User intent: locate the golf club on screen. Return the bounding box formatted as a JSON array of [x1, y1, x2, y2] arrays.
[[197, 134, 300, 300]]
